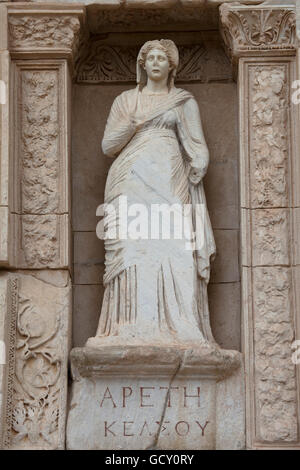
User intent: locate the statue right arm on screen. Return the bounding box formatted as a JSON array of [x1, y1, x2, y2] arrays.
[[102, 94, 137, 157]]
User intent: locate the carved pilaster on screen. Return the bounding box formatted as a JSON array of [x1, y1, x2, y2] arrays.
[[10, 60, 71, 269], [0, 4, 85, 449], [0, 4, 86, 270], [220, 3, 300, 449]]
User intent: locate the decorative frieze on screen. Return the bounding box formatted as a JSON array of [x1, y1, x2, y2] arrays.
[[89, 4, 218, 33]]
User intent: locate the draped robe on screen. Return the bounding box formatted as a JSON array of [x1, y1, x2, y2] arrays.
[[90, 86, 216, 346]]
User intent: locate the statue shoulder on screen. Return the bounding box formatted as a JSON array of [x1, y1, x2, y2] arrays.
[[172, 87, 196, 105], [110, 87, 138, 112], [113, 87, 137, 103]]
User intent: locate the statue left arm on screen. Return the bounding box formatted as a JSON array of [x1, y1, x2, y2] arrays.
[[177, 96, 216, 284], [176, 97, 209, 184]]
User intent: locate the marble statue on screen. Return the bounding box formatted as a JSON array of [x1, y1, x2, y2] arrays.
[[87, 39, 217, 348]]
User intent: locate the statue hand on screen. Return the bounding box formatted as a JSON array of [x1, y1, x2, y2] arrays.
[[189, 167, 206, 185]]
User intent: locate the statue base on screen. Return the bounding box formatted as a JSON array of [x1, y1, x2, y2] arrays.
[[66, 345, 245, 450]]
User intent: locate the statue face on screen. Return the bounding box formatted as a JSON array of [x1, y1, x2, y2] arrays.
[[144, 48, 171, 82]]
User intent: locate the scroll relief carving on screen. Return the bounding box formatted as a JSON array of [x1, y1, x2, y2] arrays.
[[8, 15, 81, 51], [253, 267, 298, 442], [249, 65, 289, 209], [4, 275, 70, 449], [12, 296, 61, 448], [77, 43, 232, 83], [220, 6, 296, 53]]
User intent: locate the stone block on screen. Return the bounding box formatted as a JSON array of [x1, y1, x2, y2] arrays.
[[0, 272, 71, 449], [73, 231, 105, 285], [67, 345, 242, 450], [208, 282, 241, 351], [73, 284, 104, 347], [211, 229, 239, 284]]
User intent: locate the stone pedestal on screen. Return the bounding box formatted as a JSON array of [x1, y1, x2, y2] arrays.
[[67, 345, 243, 450]]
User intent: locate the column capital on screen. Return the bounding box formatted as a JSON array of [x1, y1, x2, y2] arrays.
[[5, 3, 87, 61], [219, 3, 297, 62]]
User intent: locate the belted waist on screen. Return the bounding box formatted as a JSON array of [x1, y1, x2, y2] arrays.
[[133, 127, 177, 140]]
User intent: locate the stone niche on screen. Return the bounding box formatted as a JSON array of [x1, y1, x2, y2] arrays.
[[69, 8, 243, 451], [72, 30, 241, 352]]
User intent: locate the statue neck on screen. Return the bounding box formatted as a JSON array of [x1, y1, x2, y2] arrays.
[[145, 77, 169, 94]]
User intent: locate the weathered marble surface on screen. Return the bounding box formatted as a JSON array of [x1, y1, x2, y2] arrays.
[[216, 364, 245, 450], [67, 345, 242, 450], [0, 272, 71, 450]]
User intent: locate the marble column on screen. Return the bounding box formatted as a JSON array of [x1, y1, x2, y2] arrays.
[[220, 2, 300, 450], [0, 3, 85, 449]]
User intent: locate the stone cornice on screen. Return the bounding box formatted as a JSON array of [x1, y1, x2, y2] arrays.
[[219, 3, 297, 61], [70, 346, 241, 380]]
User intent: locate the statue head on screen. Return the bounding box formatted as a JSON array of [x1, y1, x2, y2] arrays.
[[136, 39, 179, 90]]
